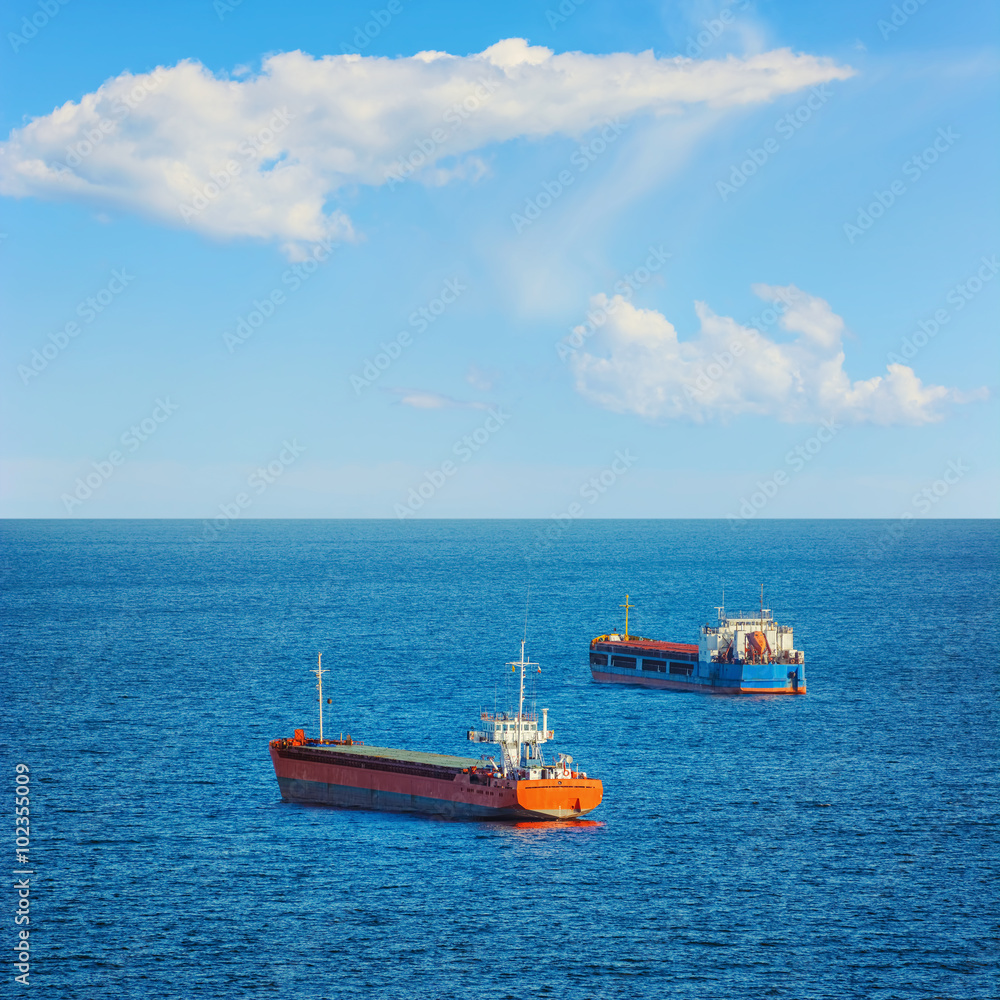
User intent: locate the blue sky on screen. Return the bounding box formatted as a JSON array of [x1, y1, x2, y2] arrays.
[[1, 0, 997, 518]]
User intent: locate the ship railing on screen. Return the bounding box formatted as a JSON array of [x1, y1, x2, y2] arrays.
[[479, 711, 537, 723], [720, 611, 773, 622], [272, 736, 366, 749], [710, 650, 801, 664]]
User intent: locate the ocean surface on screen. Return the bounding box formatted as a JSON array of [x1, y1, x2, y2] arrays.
[[1, 519, 997, 1000]]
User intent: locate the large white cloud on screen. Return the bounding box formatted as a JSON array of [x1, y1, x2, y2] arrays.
[[0, 39, 853, 256], [565, 284, 986, 425]]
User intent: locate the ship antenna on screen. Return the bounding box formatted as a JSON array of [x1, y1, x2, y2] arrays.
[[522, 583, 530, 647], [313, 652, 327, 743]]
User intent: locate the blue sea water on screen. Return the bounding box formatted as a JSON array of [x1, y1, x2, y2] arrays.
[[1, 519, 997, 1000]]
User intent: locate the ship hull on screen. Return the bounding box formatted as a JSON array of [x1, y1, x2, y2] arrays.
[[591, 664, 805, 695], [270, 744, 602, 820]]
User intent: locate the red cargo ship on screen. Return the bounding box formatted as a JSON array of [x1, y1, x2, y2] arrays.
[[270, 643, 603, 820]]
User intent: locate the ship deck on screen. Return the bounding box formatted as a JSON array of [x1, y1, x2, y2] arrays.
[[593, 637, 699, 656], [302, 743, 481, 770]]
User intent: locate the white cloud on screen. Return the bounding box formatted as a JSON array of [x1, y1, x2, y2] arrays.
[[465, 364, 497, 392], [0, 40, 853, 255], [386, 388, 488, 411], [567, 284, 986, 425]]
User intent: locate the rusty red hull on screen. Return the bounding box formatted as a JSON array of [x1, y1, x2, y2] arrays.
[[270, 741, 602, 820]]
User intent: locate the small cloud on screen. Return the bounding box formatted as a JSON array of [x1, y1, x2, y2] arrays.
[[385, 388, 489, 411], [465, 364, 498, 392], [422, 156, 490, 188]]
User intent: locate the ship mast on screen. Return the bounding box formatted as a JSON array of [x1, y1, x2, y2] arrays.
[[313, 652, 326, 743], [470, 640, 545, 777], [502, 640, 538, 774], [620, 594, 633, 639], [516, 587, 529, 771], [518, 639, 526, 770]]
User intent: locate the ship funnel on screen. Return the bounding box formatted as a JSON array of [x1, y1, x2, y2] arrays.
[[542, 707, 548, 737]]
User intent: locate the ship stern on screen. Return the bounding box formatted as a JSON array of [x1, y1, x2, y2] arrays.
[[515, 778, 603, 819]]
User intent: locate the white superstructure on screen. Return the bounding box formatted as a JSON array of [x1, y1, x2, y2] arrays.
[[698, 602, 804, 666], [467, 641, 579, 780]]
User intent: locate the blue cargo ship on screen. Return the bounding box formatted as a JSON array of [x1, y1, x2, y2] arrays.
[[590, 594, 806, 695]]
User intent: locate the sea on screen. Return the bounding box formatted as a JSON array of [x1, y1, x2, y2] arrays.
[[1, 519, 997, 1000]]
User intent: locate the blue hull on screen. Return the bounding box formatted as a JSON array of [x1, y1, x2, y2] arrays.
[[591, 660, 805, 694]]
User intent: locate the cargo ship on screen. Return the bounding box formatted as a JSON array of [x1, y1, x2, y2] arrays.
[[270, 644, 603, 820], [589, 593, 805, 695]]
